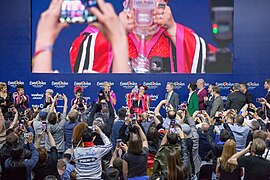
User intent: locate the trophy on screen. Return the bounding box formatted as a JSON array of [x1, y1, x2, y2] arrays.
[[130, 0, 158, 73]]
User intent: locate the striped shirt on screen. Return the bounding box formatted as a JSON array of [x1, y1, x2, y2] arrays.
[[73, 133, 112, 179]]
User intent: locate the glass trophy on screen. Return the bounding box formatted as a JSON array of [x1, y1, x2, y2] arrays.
[[131, 0, 159, 73]]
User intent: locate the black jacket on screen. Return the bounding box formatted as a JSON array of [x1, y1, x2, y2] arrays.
[[226, 91, 246, 113]]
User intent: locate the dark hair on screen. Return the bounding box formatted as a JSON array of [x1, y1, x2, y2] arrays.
[[235, 115, 244, 125], [118, 108, 127, 119], [168, 110, 176, 119], [167, 132, 178, 145], [146, 123, 159, 145], [16, 84, 24, 89], [10, 144, 23, 161], [239, 82, 248, 89], [47, 112, 57, 124], [189, 82, 197, 91], [220, 129, 230, 142], [6, 128, 14, 136], [6, 132, 18, 146], [167, 149, 184, 180], [81, 128, 96, 143], [128, 133, 143, 155], [264, 79, 270, 85], [256, 108, 266, 120], [37, 147, 48, 165]]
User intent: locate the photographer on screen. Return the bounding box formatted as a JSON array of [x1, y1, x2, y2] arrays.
[[73, 126, 112, 179], [4, 132, 39, 180], [122, 121, 149, 180], [46, 93, 68, 158], [71, 86, 87, 112], [152, 125, 191, 179], [228, 139, 270, 179], [88, 90, 115, 137]]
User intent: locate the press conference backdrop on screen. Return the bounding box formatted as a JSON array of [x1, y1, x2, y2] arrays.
[[0, 0, 270, 111]]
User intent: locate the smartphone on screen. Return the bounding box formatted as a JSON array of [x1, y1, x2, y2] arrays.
[[42, 121, 47, 131], [256, 98, 264, 103], [7, 108, 13, 113], [24, 132, 30, 139], [116, 139, 122, 145], [59, 0, 98, 23]]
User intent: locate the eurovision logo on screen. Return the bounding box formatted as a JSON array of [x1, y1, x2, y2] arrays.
[[149, 94, 159, 101], [31, 93, 44, 100], [96, 81, 114, 88], [120, 81, 138, 89], [8, 80, 24, 88], [74, 81, 91, 88], [167, 81, 185, 89], [51, 81, 69, 88], [29, 80, 46, 88], [215, 82, 235, 89], [247, 82, 260, 90], [143, 81, 161, 89]]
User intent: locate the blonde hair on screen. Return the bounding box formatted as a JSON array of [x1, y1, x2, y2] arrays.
[[220, 139, 237, 172]]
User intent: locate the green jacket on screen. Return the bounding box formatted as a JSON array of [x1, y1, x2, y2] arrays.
[[188, 92, 199, 116]]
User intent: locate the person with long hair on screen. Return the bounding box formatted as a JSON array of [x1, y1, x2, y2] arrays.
[[71, 122, 88, 147], [216, 139, 242, 180], [0, 82, 13, 120]]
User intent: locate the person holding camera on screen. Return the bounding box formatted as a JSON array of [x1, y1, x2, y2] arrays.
[[122, 121, 149, 180], [73, 126, 112, 179], [228, 139, 270, 179], [3, 132, 39, 180], [46, 93, 68, 158], [152, 125, 191, 180], [71, 86, 87, 112]]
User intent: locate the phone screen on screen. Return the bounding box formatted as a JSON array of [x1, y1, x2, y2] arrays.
[[59, 0, 98, 23]]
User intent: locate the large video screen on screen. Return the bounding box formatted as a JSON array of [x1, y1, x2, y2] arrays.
[[31, 0, 234, 74]]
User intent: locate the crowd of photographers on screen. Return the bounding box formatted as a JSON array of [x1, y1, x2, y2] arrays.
[[0, 79, 270, 180]]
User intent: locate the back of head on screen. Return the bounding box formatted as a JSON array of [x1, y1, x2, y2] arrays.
[[81, 128, 96, 143], [113, 157, 123, 172], [43, 175, 57, 180], [128, 133, 142, 155], [47, 112, 57, 124], [167, 149, 184, 180], [235, 115, 244, 125], [68, 110, 79, 123], [212, 86, 221, 94], [93, 117, 105, 130], [253, 130, 268, 141], [251, 138, 266, 156], [6, 132, 18, 146], [233, 83, 240, 91], [189, 82, 197, 91], [201, 123, 210, 133], [146, 124, 159, 145], [220, 129, 230, 142], [72, 122, 88, 146], [37, 147, 48, 166], [106, 167, 119, 180], [168, 110, 176, 119], [239, 82, 247, 90], [45, 89, 54, 95], [118, 108, 127, 119], [256, 108, 266, 120], [167, 132, 178, 145], [221, 139, 237, 172], [10, 144, 23, 161]]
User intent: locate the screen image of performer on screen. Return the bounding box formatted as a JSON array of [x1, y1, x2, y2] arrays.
[[126, 85, 151, 114], [70, 0, 216, 73]]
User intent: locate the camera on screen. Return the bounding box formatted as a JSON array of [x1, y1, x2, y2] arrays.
[[7, 108, 13, 113], [116, 139, 122, 145], [42, 121, 47, 131], [256, 98, 264, 103], [59, 0, 99, 24]]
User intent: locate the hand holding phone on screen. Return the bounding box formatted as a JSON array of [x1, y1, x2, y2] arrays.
[[59, 0, 98, 24]]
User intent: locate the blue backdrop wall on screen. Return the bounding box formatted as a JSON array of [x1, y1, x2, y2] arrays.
[[0, 0, 269, 111]]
